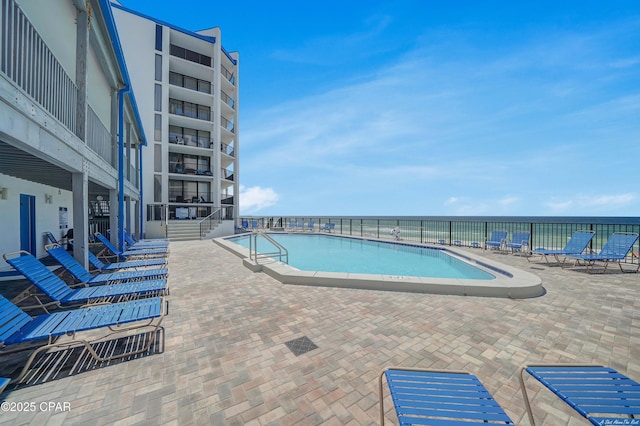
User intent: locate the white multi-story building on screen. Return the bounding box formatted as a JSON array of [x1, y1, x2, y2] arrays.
[[0, 0, 146, 271], [112, 3, 239, 239]]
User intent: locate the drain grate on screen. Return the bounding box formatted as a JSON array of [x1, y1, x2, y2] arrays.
[[284, 336, 318, 356]]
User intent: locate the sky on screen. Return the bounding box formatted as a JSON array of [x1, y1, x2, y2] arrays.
[[119, 1, 640, 217]]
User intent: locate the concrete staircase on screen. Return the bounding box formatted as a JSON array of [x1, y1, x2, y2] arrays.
[[166, 220, 233, 241], [166, 221, 202, 241]]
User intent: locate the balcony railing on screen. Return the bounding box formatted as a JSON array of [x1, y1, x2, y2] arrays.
[[168, 191, 212, 203], [221, 142, 235, 157], [87, 105, 112, 165], [221, 116, 235, 133], [221, 168, 234, 181], [1, 0, 77, 134], [169, 99, 211, 121], [169, 135, 213, 149], [169, 71, 211, 94], [221, 65, 235, 85], [170, 165, 212, 176], [221, 91, 235, 108]]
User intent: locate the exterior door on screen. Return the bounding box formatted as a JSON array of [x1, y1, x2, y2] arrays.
[[20, 194, 36, 255]]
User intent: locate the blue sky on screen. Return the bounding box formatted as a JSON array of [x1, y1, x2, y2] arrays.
[[119, 1, 640, 217]]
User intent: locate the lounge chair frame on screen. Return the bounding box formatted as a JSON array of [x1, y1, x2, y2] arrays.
[[566, 232, 639, 273], [45, 245, 168, 285], [519, 363, 640, 425], [379, 367, 514, 425], [3, 250, 167, 313], [527, 230, 595, 265], [485, 231, 508, 252], [0, 295, 166, 384]]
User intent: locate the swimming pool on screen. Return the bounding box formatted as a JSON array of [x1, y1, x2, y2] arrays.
[[228, 234, 494, 280], [215, 233, 544, 298]]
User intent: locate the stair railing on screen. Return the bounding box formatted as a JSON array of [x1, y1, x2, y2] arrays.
[[198, 207, 222, 238], [249, 230, 288, 264]]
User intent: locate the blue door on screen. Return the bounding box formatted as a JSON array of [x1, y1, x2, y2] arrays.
[[20, 194, 36, 255]]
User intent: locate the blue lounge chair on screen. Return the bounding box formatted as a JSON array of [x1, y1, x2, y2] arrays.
[[241, 220, 249, 230], [0, 294, 165, 383], [528, 230, 595, 265], [0, 377, 9, 394], [306, 220, 315, 232], [250, 220, 259, 230], [3, 251, 167, 312], [506, 231, 530, 255], [321, 223, 335, 232], [485, 231, 508, 251], [287, 220, 296, 231], [520, 364, 640, 425], [45, 245, 167, 284], [44, 231, 72, 251], [379, 367, 514, 425], [566, 232, 639, 273], [95, 233, 168, 260], [88, 251, 166, 271], [124, 231, 169, 249]]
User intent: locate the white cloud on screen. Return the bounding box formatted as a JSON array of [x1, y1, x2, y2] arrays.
[[545, 193, 636, 213], [239, 185, 280, 214]]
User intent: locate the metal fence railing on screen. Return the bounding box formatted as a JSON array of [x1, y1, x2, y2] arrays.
[[239, 216, 640, 263]]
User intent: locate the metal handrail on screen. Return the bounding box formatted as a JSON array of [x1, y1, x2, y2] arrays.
[[198, 207, 222, 238], [249, 231, 288, 264]]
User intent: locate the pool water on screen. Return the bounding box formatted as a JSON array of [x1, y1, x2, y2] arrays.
[[228, 234, 495, 280]]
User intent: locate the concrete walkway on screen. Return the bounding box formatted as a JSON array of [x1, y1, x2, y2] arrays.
[[0, 239, 638, 425]]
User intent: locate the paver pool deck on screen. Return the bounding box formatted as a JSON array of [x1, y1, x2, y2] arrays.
[[0, 238, 638, 425]]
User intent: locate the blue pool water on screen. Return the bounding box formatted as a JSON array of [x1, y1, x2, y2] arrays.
[[228, 234, 495, 280]]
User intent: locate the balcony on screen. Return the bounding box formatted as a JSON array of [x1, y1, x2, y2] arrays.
[[221, 116, 235, 133], [168, 191, 212, 204], [221, 91, 235, 109], [170, 44, 211, 67], [221, 65, 235, 85], [221, 168, 234, 182], [221, 142, 235, 157], [169, 135, 213, 149], [169, 99, 212, 122], [169, 71, 211, 94]]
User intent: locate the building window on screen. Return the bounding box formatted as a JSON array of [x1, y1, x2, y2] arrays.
[[155, 25, 162, 51], [154, 84, 162, 111], [154, 175, 162, 202], [154, 144, 162, 172], [154, 114, 162, 141], [155, 54, 162, 81]]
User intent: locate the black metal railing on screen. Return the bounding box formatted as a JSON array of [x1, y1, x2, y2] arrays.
[[169, 71, 211, 94], [238, 216, 640, 262]]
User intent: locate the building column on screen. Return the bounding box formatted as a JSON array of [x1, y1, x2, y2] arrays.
[[72, 166, 89, 268], [109, 188, 118, 246], [74, 2, 89, 142]]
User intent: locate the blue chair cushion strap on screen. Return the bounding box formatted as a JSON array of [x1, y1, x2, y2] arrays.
[[385, 370, 513, 425], [121, 248, 166, 256], [87, 252, 107, 270], [6, 254, 74, 301], [86, 268, 168, 285], [526, 366, 640, 419], [47, 247, 93, 282], [5, 309, 87, 344], [0, 296, 33, 344]]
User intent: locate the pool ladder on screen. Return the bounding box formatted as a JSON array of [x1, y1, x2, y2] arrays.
[[249, 230, 289, 264]]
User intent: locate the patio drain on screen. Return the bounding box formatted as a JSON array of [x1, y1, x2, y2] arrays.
[[284, 336, 318, 356]]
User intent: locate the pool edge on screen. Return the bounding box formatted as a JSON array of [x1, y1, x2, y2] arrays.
[[213, 233, 544, 299]]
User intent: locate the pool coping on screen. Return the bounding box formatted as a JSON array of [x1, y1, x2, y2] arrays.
[[213, 232, 544, 299]]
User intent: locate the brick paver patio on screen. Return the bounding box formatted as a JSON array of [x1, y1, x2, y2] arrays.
[[0, 238, 638, 425]]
